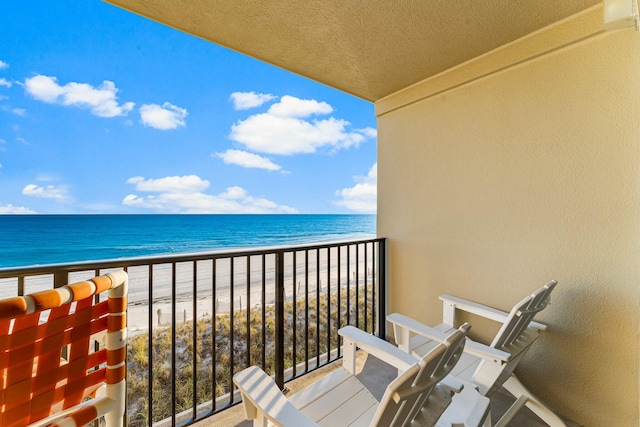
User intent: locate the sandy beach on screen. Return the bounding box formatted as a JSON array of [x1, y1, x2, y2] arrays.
[[125, 248, 377, 335], [0, 244, 378, 336]]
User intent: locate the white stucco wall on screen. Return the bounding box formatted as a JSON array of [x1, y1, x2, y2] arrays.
[[377, 15, 640, 426]]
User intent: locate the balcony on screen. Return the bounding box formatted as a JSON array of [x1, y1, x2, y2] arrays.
[[95, 2, 640, 423], [1, 235, 585, 426], [0, 238, 385, 426]]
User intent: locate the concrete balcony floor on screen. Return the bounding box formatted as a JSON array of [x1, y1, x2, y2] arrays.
[[195, 352, 581, 427]]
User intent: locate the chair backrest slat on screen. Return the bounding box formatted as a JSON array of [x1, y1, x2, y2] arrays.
[[491, 280, 556, 350], [478, 280, 557, 396], [372, 323, 470, 427]]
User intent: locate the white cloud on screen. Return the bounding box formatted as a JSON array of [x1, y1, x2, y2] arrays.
[[127, 175, 209, 193], [334, 163, 377, 213], [24, 75, 134, 118], [22, 183, 68, 200], [267, 95, 333, 118], [230, 91, 276, 110], [0, 203, 36, 214], [123, 174, 297, 214], [24, 75, 63, 102], [139, 102, 187, 130], [229, 95, 376, 155], [215, 149, 281, 171], [0, 78, 11, 88], [358, 128, 377, 138], [219, 186, 247, 199], [0, 60, 8, 69]]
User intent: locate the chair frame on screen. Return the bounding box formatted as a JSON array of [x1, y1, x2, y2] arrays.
[[234, 324, 490, 427], [388, 280, 563, 427], [0, 271, 128, 427]]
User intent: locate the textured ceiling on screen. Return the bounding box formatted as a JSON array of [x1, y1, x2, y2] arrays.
[[105, 0, 601, 101]]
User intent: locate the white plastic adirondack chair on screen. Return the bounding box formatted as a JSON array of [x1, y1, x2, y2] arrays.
[[233, 324, 490, 427], [388, 280, 563, 427]]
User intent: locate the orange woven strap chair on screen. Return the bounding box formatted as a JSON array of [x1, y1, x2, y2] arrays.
[[0, 271, 128, 427]]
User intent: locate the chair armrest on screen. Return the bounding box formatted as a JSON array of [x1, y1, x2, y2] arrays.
[[439, 295, 548, 331], [463, 339, 511, 364], [339, 325, 418, 373], [387, 313, 511, 363], [339, 326, 469, 393], [388, 312, 451, 342], [233, 366, 318, 427], [439, 375, 464, 393]]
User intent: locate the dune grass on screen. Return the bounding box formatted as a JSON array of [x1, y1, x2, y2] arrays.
[[125, 286, 375, 426]]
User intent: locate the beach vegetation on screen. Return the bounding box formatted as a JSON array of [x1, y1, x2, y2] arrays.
[[125, 285, 375, 426]]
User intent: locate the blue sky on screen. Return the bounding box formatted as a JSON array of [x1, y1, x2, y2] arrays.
[[0, 1, 377, 215]]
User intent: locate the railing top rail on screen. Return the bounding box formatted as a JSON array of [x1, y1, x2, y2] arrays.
[[0, 237, 384, 278]]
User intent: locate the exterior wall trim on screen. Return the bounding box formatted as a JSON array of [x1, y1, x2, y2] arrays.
[[375, 4, 608, 117]]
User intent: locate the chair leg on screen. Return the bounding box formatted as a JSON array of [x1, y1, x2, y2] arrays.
[[103, 411, 124, 427], [502, 375, 567, 427], [493, 395, 529, 427], [253, 416, 269, 427]]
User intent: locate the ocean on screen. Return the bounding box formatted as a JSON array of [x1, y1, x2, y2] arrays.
[[0, 214, 376, 268]]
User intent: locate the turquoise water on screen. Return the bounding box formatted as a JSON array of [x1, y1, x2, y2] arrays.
[[0, 214, 376, 268]]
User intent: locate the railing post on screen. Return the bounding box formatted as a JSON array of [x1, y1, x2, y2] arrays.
[[17, 276, 25, 296], [275, 250, 285, 389], [377, 239, 387, 339], [53, 269, 68, 288]]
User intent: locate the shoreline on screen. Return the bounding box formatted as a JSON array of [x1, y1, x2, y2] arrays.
[[0, 241, 378, 336], [0, 214, 376, 270]]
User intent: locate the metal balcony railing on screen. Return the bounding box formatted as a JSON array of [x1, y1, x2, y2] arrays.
[[0, 237, 386, 426]]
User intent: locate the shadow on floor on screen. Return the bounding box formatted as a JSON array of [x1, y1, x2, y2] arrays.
[[197, 352, 582, 427]]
